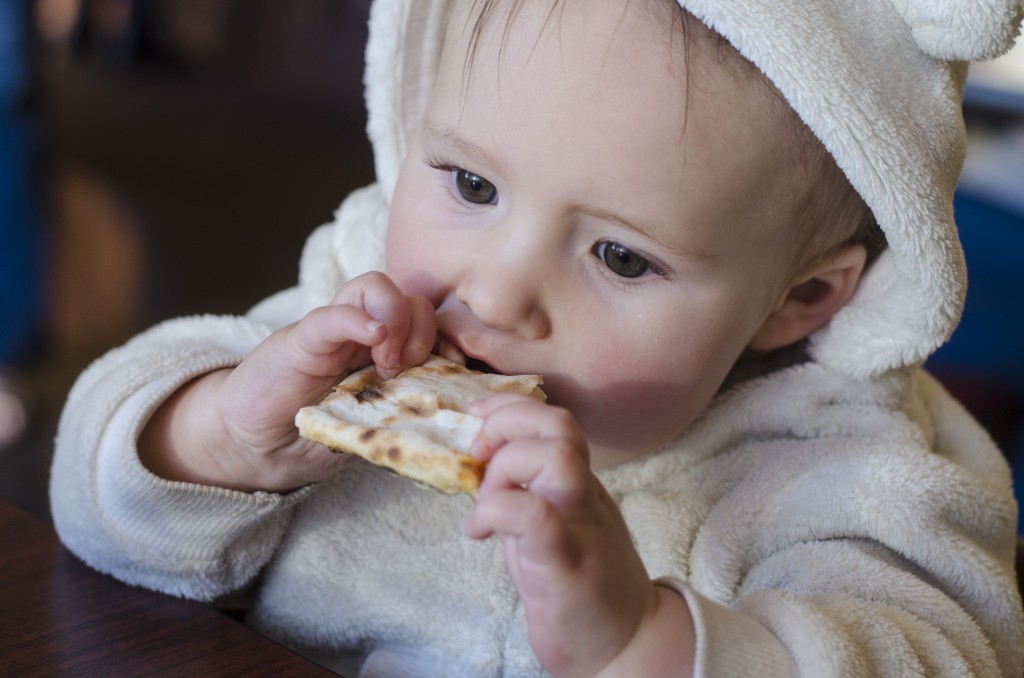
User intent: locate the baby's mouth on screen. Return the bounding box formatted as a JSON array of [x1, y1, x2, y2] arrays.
[[465, 357, 498, 375], [436, 335, 501, 375]]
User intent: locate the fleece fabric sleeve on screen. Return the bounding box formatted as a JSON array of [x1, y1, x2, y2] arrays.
[[49, 183, 389, 601], [49, 314, 314, 601], [661, 534, 1011, 677]]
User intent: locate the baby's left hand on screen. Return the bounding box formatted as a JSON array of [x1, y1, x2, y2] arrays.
[[464, 395, 658, 678]]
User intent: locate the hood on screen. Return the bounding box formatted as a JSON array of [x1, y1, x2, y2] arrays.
[[362, 0, 1024, 379]]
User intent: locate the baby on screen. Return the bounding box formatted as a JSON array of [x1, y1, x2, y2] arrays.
[[51, 0, 1024, 676]]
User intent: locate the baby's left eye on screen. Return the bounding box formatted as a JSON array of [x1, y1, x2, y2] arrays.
[[594, 241, 651, 278], [452, 169, 497, 205]]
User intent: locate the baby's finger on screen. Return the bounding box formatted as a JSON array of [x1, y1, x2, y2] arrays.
[[333, 272, 436, 378], [337, 272, 413, 374], [471, 399, 587, 466], [467, 392, 535, 418], [292, 304, 387, 361], [478, 437, 590, 508], [465, 490, 578, 568], [329, 270, 403, 309], [367, 292, 434, 378], [391, 293, 437, 373]]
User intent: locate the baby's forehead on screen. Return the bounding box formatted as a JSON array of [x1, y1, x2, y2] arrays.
[[439, 0, 831, 211], [461, 3, 816, 147], [432, 1, 839, 238], [450, 0, 796, 125]]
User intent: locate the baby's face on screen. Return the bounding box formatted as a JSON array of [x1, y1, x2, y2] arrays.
[[386, 0, 808, 467]]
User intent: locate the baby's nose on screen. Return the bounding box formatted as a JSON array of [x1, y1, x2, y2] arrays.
[[455, 255, 551, 340]]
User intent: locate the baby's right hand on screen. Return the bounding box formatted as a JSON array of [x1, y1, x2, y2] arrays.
[[139, 272, 436, 492]]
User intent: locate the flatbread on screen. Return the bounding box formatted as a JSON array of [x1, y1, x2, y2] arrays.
[[295, 356, 544, 495]]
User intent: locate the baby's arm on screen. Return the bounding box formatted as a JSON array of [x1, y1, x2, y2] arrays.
[[139, 272, 435, 493], [464, 396, 695, 677], [51, 311, 302, 600], [50, 270, 433, 601]]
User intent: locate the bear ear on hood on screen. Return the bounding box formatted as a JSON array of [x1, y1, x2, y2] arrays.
[[361, 0, 1024, 379], [891, 0, 1024, 61]]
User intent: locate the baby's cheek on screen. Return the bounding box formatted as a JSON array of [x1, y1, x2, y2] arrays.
[[552, 375, 705, 466], [384, 224, 426, 285]]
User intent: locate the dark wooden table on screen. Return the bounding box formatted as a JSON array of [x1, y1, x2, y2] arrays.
[[0, 499, 337, 676]]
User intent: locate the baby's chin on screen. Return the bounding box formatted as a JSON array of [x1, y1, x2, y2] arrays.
[[553, 378, 706, 467]]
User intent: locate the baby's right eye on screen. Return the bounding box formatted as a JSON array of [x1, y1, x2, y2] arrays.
[[594, 241, 652, 278], [451, 169, 498, 205]]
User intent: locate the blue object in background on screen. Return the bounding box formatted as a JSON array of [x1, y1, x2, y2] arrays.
[[0, 0, 43, 364], [940, 191, 1024, 385], [932, 187, 1024, 530]]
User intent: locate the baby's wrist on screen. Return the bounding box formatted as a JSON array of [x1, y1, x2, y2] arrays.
[[139, 368, 254, 490], [594, 583, 695, 678]]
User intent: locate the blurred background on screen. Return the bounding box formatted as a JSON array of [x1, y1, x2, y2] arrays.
[[0, 0, 1022, 530], [0, 0, 374, 517]]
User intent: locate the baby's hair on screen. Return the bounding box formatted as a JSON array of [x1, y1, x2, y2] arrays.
[[769, 86, 885, 275], [455, 0, 885, 278], [789, 145, 887, 274], [656, 6, 887, 277]]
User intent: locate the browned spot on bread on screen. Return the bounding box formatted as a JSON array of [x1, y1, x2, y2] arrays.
[[359, 429, 377, 442], [457, 457, 487, 489], [387, 447, 401, 461], [355, 385, 384, 403]]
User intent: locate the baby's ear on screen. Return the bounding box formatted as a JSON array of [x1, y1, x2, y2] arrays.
[[748, 244, 867, 352]]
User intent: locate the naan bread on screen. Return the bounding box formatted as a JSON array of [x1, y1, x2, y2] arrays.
[[295, 356, 544, 495]]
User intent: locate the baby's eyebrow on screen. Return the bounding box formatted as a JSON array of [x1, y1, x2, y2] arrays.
[[423, 121, 507, 175]]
